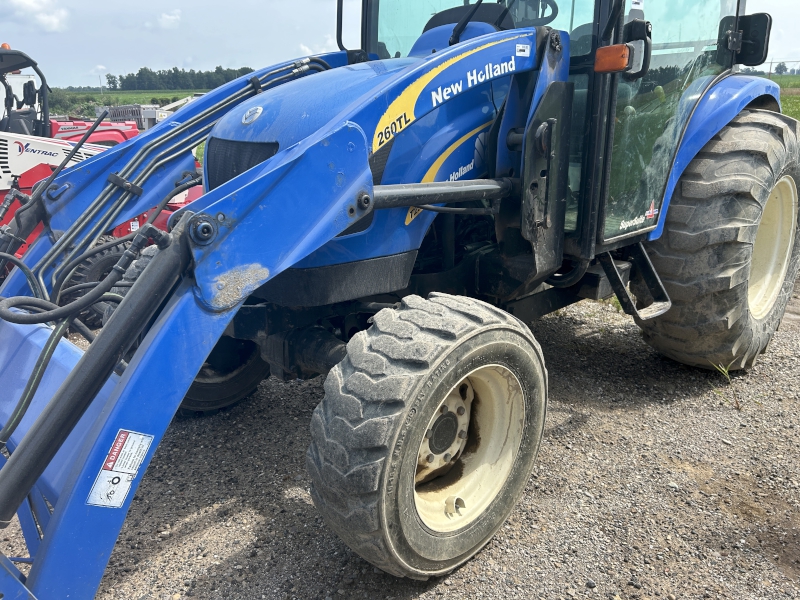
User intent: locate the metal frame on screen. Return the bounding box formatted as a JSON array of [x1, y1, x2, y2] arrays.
[[0, 0, 783, 595]]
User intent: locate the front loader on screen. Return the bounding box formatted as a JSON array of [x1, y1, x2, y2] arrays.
[[0, 0, 797, 596]]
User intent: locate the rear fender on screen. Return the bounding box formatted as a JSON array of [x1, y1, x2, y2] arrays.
[[649, 75, 781, 241]]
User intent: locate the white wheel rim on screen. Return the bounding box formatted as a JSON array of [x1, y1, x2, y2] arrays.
[[749, 175, 799, 320], [413, 365, 524, 533]]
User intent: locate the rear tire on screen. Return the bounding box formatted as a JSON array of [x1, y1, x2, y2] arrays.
[[638, 109, 800, 370], [306, 293, 547, 579]]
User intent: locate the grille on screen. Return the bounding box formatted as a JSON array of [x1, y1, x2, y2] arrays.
[[206, 138, 279, 191], [0, 139, 10, 175]]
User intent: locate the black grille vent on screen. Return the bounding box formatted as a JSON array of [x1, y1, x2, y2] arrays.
[[206, 138, 280, 191]]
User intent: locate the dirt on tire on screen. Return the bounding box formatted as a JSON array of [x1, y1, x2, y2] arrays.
[[4, 292, 799, 599]]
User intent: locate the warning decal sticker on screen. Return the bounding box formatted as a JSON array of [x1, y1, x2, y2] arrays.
[[87, 430, 153, 509]]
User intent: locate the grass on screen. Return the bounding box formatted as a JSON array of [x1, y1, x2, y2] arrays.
[[51, 89, 208, 118], [58, 89, 208, 105], [771, 74, 800, 89], [782, 95, 800, 120]]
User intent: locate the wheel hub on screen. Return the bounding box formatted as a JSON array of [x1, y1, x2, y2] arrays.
[[414, 365, 526, 533], [416, 382, 473, 484], [428, 412, 459, 454]]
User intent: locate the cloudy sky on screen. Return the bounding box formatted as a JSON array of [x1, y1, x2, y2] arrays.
[[1, 0, 798, 87]]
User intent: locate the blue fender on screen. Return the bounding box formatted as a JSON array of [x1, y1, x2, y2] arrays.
[[649, 75, 781, 241]]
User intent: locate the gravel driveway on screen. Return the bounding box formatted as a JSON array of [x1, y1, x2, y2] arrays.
[[5, 285, 799, 600]]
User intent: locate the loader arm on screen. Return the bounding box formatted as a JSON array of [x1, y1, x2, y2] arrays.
[[0, 27, 548, 599]]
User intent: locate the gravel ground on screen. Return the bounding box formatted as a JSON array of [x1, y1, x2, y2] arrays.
[[4, 285, 799, 600]]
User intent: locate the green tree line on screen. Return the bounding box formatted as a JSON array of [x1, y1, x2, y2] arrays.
[[105, 66, 254, 91]]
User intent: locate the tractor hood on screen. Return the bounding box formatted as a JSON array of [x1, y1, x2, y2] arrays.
[[205, 58, 418, 190]]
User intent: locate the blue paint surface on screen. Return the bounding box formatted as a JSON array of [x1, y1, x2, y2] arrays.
[[650, 75, 781, 241]]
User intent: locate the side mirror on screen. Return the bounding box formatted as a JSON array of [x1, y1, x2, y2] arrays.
[[622, 19, 652, 81], [718, 13, 772, 67]]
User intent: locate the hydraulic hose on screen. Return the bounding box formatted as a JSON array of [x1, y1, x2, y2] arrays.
[[51, 176, 202, 302], [0, 318, 70, 445], [309, 57, 332, 70], [0, 298, 99, 445], [0, 226, 167, 325], [0, 219, 190, 529], [60, 281, 133, 297], [0, 252, 44, 299]]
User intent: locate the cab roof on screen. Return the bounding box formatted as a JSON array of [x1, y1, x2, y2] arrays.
[[0, 49, 38, 77]]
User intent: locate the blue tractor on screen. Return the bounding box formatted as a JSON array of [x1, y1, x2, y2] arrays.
[[0, 0, 796, 595]]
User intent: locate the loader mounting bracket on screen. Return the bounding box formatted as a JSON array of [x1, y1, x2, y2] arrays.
[[520, 80, 573, 281]]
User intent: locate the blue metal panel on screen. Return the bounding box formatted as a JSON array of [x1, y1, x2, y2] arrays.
[[208, 58, 419, 148], [0, 554, 32, 600], [649, 75, 781, 241], [198, 29, 540, 271], [23, 283, 233, 599], [0, 321, 120, 504], [293, 73, 498, 269], [494, 29, 570, 178]]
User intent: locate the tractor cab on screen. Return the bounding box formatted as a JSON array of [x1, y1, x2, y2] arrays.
[[0, 46, 51, 138], [346, 0, 771, 251]]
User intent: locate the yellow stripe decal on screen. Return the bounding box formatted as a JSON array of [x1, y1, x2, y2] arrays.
[[373, 35, 525, 153], [405, 121, 493, 226], [421, 121, 493, 183]]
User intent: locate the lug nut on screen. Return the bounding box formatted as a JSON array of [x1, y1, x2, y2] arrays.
[[458, 430, 467, 440], [441, 405, 449, 414], [426, 454, 435, 464], [425, 429, 433, 439], [457, 406, 466, 416], [444, 453, 452, 463]]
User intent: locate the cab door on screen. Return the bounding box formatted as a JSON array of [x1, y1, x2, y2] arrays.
[[600, 0, 740, 242]]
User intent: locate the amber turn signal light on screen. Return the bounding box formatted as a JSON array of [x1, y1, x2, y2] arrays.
[[594, 44, 631, 73]]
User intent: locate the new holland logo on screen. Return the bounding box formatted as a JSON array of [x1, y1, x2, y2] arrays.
[[15, 141, 59, 158], [242, 106, 263, 125]]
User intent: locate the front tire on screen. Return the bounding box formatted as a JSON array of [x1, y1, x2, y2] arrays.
[[306, 293, 547, 579], [638, 109, 800, 370]]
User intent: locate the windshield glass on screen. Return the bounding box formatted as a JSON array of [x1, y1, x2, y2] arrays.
[[374, 0, 597, 59]]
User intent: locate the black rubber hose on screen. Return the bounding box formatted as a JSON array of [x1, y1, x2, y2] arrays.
[[309, 57, 332, 70], [0, 289, 119, 445], [0, 229, 160, 325], [1, 271, 125, 325], [60, 281, 133, 297], [0, 318, 70, 444], [51, 177, 201, 301], [0, 252, 44, 299]]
